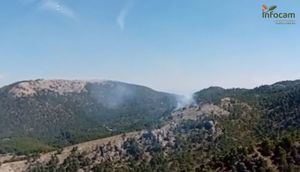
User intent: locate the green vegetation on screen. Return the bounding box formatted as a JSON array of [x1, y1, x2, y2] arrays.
[[3, 79, 300, 171], [0, 80, 177, 154], [0, 137, 53, 155]]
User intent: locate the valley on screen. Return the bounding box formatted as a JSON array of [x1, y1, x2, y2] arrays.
[[0, 102, 225, 172], [0, 79, 299, 171]]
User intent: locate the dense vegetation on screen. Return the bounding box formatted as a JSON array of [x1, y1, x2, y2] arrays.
[[0, 80, 177, 154], [193, 80, 300, 138], [26, 114, 300, 172], [2, 80, 300, 172]]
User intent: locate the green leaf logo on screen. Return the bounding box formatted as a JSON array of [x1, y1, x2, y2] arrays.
[[268, 5, 277, 12]]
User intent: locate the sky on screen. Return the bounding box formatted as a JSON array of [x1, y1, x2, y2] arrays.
[[0, 0, 299, 94]]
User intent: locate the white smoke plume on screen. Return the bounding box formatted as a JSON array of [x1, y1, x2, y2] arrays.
[[175, 94, 196, 110]]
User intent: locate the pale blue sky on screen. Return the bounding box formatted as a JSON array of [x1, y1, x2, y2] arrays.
[[0, 0, 299, 94]]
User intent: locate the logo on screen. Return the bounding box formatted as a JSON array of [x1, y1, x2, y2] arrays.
[[262, 4, 296, 24], [262, 5, 277, 12]]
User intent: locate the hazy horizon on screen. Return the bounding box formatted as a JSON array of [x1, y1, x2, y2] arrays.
[[0, 0, 299, 94], [1, 77, 300, 96]]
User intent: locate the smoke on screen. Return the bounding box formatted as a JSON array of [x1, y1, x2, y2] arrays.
[[88, 80, 196, 111], [88, 81, 135, 109], [175, 93, 196, 110], [102, 84, 134, 109]]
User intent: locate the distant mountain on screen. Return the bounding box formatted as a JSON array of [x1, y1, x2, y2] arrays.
[[0, 79, 177, 153], [0, 79, 299, 172], [2, 79, 299, 172], [194, 80, 300, 137]]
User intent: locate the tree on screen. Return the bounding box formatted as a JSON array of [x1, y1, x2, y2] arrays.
[[277, 146, 288, 171], [260, 139, 274, 156]]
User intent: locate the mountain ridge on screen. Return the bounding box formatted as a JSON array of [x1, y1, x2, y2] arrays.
[[0, 79, 178, 153], [0, 79, 299, 171]]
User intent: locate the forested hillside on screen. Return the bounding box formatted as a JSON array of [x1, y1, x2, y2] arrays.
[[0, 80, 177, 154], [0, 80, 299, 172]]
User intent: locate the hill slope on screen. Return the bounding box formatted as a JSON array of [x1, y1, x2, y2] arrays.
[[0, 79, 299, 172], [0, 79, 177, 153], [193, 80, 300, 137]]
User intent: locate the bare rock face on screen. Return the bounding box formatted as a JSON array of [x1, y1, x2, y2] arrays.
[[8, 79, 88, 98], [0, 102, 227, 172]]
